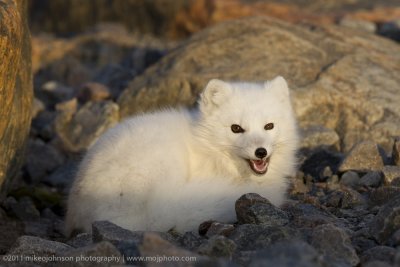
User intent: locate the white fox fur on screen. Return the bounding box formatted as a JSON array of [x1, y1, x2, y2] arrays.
[[66, 76, 299, 235]]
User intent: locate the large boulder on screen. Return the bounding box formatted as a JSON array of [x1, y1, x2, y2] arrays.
[[0, 0, 33, 197], [118, 16, 400, 152]]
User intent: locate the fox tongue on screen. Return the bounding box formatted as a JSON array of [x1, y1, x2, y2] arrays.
[[249, 159, 268, 174]]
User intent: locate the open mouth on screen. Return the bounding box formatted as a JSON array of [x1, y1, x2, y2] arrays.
[[247, 157, 270, 175]]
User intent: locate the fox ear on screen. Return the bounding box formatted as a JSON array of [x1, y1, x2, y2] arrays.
[[265, 76, 290, 97], [200, 79, 232, 110]]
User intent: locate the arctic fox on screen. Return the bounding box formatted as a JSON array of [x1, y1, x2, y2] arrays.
[[66, 76, 299, 235]]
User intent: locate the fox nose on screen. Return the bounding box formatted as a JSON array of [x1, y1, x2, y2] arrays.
[[255, 147, 267, 159]]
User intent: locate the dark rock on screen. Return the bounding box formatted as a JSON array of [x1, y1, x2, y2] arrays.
[[66, 233, 92, 248], [23, 219, 54, 238], [204, 222, 235, 238], [370, 195, 400, 245], [378, 20, 400, 42], [228, 224, 297, 251], [25, 139, 65, 183], [199, 220, 216, 236], [392, 137, 400, 166], [369, 186, 400, 206], [77, 82, 111, 103], [323, 187, 365, 209], [0, 219, 24, 254], [8, 196, 40, 221], [235, 193, 289, 226], [42, 161, 77, 191], [55, 100, 119, 153], [391, 177, 400, 186], [61, 241, 123, 266], [31, 110, 57, 141], [338, 141, 384, 173], [94, 64, 135, 99], [301, 149, 343, 179], [284, 203, 337, 228], [37, 81, 76, 107], [391, 229, 400, 246], [301, 125, 340, 151], [310, 224, 359, 266], [359, 172, 383, 187], [0, 0, 33, 199], [7, 235, 73, 256], [382, 166, 400, 185], [116, 240, 141, 265], [180, 231, 204, 251], [340, 171, 360, 188], [363, 261, 393, 267], [360, 246, 396, 265], [249, 240, 326, 267], [197, 235, 236, 259]]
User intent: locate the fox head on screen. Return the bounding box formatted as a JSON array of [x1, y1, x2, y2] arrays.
[[196, 76, 299, 179]]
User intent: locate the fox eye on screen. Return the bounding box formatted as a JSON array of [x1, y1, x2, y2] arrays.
[[264, 123, 274, 130], [231, 124, 245, 133]]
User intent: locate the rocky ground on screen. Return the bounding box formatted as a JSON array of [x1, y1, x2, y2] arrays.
[[1, 14, 400, 267]]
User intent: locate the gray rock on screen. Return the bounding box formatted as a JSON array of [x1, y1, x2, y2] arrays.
[[117, 17, 400, 152], [370, 195, 400, 245], [338, 141, 384, 172], [25, 139, 65, 183], [359, 172, 383, 187], [382, 166, 400, 185], [360, 246, 396, 265], [7, 235, 73, 256], [92, 221, 143, 245], [197, 235, 236, 259], [301, 125, 340, 151], [310, 224, 359, 266], [67, 233, 92, 248], [228, 224, 297, 251], [60, 241, 123, 266], [235, 193, 289, 226], [392, 137, 400, 166], [340, 171, 360, 188], [55, 100, 119, 153], [249, 240, 325, 267], [92, 220, 175, 247], [369, 186, 400, 206]]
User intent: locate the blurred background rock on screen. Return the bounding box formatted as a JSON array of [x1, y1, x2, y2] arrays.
[[0, 0, 400, 265]]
